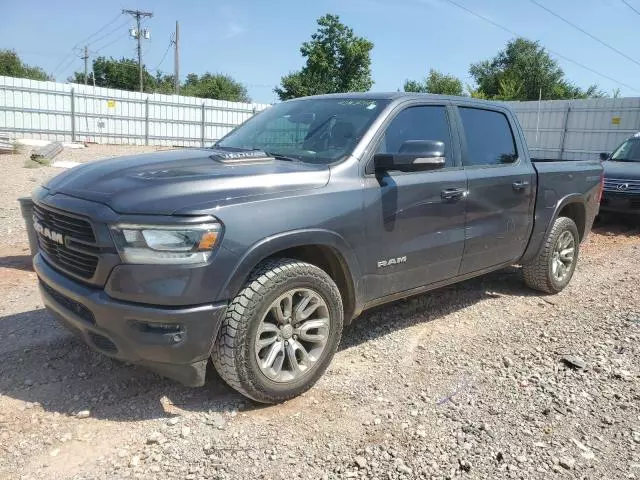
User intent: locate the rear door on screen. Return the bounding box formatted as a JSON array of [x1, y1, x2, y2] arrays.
[[362, 102, 468, 301], [455, 105, 535, 274]]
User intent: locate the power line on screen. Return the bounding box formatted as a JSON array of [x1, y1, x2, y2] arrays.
[[51, 14, 128, 78], [92, 31, 128, 54], [438, 0, 640, 93], [87, 18, 131, 47], [528, 0, 640, 69], [621, 0, 640, 16], [153, 35, 174, 73], [78, 12, 124, 46]]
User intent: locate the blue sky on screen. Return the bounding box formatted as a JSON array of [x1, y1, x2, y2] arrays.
[[2, 0, 640, 103]]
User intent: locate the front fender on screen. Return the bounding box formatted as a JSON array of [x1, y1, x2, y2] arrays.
[[219, 229, 362, 305]]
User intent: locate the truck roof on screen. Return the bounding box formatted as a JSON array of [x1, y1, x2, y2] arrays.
[[288, 92, 502, 110]]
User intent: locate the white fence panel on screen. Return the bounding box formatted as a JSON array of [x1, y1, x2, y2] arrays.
[[507, 97, 640, 160], [4, 75, 640, 159], [0, 75, 270, 146]]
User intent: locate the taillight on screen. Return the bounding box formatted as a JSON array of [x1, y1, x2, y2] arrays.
[[596, 172, 604, 203]]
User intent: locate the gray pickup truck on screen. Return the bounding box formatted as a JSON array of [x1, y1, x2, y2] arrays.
[[32, 93, 602, 403]]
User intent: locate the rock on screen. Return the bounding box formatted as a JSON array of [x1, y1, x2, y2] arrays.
[[397, 464, 412, 475], [561, 355, 586, 370], [558, 456, 575, 470], [146, 432, 163, 444], [354, 456, 367, 469], [614, 369, 632, 381], [50, 448, 60, 457], [76, 410, 91, 419], [502, 356, 513, 368], [459, 458, 472, 472], [180, 427, 191, 438], [129, 455, 140, 467], [167, 417, 180, 426], [24, 379, 34, 387], [373, 418, 382, 425]]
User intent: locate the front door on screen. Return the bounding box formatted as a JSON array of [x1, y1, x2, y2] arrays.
[[456, 106, 535, 274], [363, 104, 468, 302]]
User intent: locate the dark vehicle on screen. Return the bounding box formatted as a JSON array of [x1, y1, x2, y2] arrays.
[[32, 93, 603, 403], [599, 133, 640, 215]]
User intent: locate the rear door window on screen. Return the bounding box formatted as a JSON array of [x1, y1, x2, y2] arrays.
[[459, 107, 517, 166]]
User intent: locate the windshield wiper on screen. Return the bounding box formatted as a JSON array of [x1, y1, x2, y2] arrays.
[[263, 151, 302, 162]]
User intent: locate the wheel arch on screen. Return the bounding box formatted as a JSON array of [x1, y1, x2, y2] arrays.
[[521, 194, 587, 264], [220, 230, 362, 324]]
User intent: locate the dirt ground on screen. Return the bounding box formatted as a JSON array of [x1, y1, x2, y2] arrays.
[[0, 146, 638, 480]]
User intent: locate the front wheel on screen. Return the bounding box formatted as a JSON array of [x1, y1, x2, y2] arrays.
[[211, 258, 343, 403], [522, 216, 580, 294]]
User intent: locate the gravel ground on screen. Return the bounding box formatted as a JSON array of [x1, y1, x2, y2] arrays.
[[0, 146, 639, 480], [0, 144, 168, 246]]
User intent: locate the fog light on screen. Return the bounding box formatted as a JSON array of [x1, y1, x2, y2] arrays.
[[172, 333, 184, 343]]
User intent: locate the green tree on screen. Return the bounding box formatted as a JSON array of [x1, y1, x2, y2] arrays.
[[469, 38, 603, 100], [153, 72, 177, 95], [0, 49, 50, 81], [181, 73, 250, 102], [403, 69, 464, 96], [275, 14, 374, 100], [70, 57, 157, 92]]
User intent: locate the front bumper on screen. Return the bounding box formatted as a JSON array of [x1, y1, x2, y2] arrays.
[[34, 253, 227, 386], [600, 193, 640, 214]]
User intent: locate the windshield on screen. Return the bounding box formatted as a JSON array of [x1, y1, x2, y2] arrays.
[[215, 98, 389, 164], [610, 138, 640, 162]]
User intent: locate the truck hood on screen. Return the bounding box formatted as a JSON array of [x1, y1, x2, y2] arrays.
[[43, 149, 331, 215], [602, 160, 640, 180]]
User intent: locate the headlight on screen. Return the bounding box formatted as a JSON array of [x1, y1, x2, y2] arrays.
[[109, 223, 222, 265]]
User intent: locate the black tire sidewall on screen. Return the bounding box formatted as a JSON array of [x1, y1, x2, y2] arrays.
[[546, 219, 580, 291], [241, 267, 343, 400]]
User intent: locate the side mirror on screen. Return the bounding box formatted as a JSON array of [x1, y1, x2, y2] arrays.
[[599, 152, 610, 161], [374, 140, 446, 172]]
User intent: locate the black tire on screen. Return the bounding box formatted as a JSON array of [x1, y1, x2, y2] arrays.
[[211, 258, 343, 403], [522, 216, 580, 294]]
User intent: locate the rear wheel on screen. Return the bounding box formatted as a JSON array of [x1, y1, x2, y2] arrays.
[[522, 216, 579, 294], [211, 258, 343, 403]]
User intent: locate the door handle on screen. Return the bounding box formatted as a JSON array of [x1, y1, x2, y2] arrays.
[[512, 180, 530, 191], [441, 188, 468, 201]]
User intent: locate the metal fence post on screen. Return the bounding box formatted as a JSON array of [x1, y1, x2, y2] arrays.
[[201, 103, 206, 147], [558, 102, 572, 160], [70, 88, 76, 143], [144, 97, 149, 146]]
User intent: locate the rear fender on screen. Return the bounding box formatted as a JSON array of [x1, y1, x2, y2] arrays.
[[520, 193, 586, 264]]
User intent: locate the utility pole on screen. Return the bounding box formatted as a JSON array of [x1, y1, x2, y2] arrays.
[[123, 9, 153, 92], [174, 21, 180, 95], [82, 46, 89, 85]]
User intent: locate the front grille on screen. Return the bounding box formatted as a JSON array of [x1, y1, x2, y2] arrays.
[[40, 280, 95, 324], [33, 204, 95, 242], [603, 177, 640, 194], [33, 204, 99, 279]]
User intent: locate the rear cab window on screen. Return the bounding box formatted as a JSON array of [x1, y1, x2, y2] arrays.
[[458, 107, 518, 167]]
